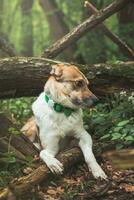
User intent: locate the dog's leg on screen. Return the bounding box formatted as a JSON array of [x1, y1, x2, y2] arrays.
[[78, 130, 107, 179], [39, 134, 63, 174]]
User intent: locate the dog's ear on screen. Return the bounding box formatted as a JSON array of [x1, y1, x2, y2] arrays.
[[50, 64, 63, 80]]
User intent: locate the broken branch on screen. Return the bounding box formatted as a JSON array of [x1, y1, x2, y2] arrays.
[[84, 1, 134, 59], [42, 0, 132, 58]]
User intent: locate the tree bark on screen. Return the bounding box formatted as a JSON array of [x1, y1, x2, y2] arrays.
[[0, 57, 134, 99], [39, 0, 84, 63], [0, 34, 16, 57], [42, 0, 132, 58], [39, 0, 73, 61], [0, 114, 39, 159], [20, 0, 33, 56], [118, 2, 134, 48], [84, 1, 134, 60], [104, 149, 134, 170]]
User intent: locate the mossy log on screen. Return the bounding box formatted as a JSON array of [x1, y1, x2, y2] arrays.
[[0, 57, 134, 99]]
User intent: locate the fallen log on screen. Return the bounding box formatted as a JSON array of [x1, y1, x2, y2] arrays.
[[2, 141, 111, 199], [0, 57, 134, 99], [42, 0, 132, 58], [0, 147, 84, 199], [0, 114, 108, 199], [103, 149, 134, 170], [0, 114, 39, 160]]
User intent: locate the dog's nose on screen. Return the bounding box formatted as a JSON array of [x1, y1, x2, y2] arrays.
[[92, 95, 99, 106], [83, 95, 99, 107]]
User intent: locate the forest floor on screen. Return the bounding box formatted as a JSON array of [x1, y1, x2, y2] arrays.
[[0, 139, 134, 200], [19, 155, 134, 200]]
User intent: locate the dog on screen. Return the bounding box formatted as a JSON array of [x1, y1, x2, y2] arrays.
[[22, 63, 107, 179]]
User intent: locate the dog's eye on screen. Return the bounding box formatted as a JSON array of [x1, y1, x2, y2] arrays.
[[74, 80, 85, 88]]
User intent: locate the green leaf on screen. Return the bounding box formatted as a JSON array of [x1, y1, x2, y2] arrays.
[[0, 152, 16, 163], [113, 126, 122, 132], [111, 132, 122, 140], [100, 134, 110, 140], [116, 144, 124, 150], [117, 120, 129, 127], [0, 156, 16, 163], [125, 135, 133, 141]]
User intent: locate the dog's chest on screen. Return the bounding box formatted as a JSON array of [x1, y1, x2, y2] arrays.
[[32, 92, 83, 137], [41, 109, 83, 138], [49, 111, 82, 135]]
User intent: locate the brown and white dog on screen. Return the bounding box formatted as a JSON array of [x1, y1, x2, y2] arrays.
[[22, 63, 107, 179]]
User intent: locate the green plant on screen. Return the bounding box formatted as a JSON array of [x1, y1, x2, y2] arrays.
[[0, 97, 35, 124], [83, 92, 134, 149]]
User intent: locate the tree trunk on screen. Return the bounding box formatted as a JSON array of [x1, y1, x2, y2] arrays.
[[118, 3, 134, 49], [20, 0, 33, 56], [41, 0, 132, 59], [0, 34, 16, 57], [39, 0, 84, 63], [83, 0, 108, 63], [0, 0, 4, 29], [0, 57, 134, 99]]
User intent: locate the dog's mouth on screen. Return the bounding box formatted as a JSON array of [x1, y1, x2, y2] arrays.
[[71, 96, 98, 108]]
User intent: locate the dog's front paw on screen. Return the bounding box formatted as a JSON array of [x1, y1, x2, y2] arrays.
[[89, 165, 107, 180], [47, 157, 64, 174], [92, 169, 107, 180], [40, 150, 64, 174]]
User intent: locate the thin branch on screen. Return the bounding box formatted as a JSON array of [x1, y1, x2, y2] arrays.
[[84, 1, 134, 60], [42, 0, 132, 58]]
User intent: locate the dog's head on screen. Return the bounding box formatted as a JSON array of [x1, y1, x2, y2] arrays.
[[45, 63, 98, 109]]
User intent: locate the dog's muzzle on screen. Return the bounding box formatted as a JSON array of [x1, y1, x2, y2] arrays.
[[72, 95, 98, 108]]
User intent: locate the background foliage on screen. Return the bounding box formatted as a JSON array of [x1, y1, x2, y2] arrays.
[[0, 0, 134, 62]]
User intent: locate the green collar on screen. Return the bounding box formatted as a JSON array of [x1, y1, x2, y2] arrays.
[[45, 94, 75, 117]]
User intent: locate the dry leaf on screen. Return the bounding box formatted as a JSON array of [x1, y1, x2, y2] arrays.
[[124, 185, 134, 192], [47, 189, 57, 195]]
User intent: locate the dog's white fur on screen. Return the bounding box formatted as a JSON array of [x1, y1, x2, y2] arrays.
[[32, 88, 107, 179]]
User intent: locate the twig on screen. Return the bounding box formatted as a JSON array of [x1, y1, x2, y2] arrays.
[[42, 0, 132, 58], [84, 1, 134, 59]]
